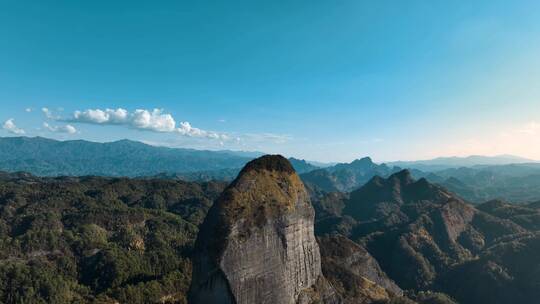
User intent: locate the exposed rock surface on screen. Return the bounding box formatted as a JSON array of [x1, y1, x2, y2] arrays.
[[189, 155, 338, 304], [314, 170, 526, 290], [318, 234, 402, 304]]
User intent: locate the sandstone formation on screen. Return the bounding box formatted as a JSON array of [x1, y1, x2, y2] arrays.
[[318, 234, 403, 304], [189, 155, 338, 304], [313, 169, 527, 291]]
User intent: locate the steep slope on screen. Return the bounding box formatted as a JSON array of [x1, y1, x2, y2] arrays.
[[316, 170, 526, 290], [476, 199, 540, 231], [189, 155, 338, 304], [288, 157, 321, 174], [438, 233, 540, 304], [318, 234, 402, 304], [301, 169, 343, 192]]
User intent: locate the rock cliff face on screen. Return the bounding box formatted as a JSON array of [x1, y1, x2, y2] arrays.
[[189, 155, 337, 304], [319, 234, 402, 304], [314, 169, 527, 290]]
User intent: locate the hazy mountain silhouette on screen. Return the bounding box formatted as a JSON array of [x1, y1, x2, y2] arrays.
[[0, 136, 259, 177], [420, 164, 540, 203], [389, 155, 536, 171], [301, 157, 401, 192]]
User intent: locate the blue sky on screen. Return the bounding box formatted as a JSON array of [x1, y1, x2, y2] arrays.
[[1, 0, 540, 162]]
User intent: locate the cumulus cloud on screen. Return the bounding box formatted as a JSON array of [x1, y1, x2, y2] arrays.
[[43, 122, 77, 134], [131, 109, 175, 132], [63, 108, 227, 139], [25, 108, 32, 112], [40, 107, 289, 145], [72, 108, 129, 124], [176, 121, 227, 139], [2, 119, 25, 135]]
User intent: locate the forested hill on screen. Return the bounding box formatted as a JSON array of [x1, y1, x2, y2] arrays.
[[0, 136, 259, 177], [0, 172, 228, 303]]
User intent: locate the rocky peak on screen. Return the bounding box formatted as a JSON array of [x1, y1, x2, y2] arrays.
[[344, 171, 455, 223], [389, 169, 414, 185], [361, 169, 415, 193], [332, 157, 376, 172], [215, 154, 308, 231], [288, 157, 320, 174], [240, 154, 295, 175], [189, 155, 338, 304], [351, 156, 375, 167]]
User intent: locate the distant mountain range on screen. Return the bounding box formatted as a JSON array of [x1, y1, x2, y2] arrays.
[[154, 157, 320, 181], [0, 136, 320, 178], [417, 163, 540, 203], [301, 156, 540, 204], [0, 136, 258, 176], [301, 157, 401, 193], [388, 154, 537, 171], [3, 136, 540, 203]]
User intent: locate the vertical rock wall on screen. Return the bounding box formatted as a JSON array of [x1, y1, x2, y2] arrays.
[[189, 155, 336, 304]]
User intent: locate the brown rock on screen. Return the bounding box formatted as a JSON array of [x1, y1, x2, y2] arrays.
[[189, 155, 339, 304]]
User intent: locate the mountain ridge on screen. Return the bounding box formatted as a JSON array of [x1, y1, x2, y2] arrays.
[[388, 154, 537, 171], [312, 169, 527, 295], [0, 136, 258, 176]]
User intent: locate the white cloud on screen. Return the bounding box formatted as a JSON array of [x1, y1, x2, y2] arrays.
[[63, 108, 228, 139], [73, 108, 129, 124], [25, 108, 32, 112], [2, 119, 25, 135], [43, 122, 77, 134], [41, 107, 290, 146], [131, 109, 175, 132], [176, 121, 227, 139], [42, 107, 60, 120]]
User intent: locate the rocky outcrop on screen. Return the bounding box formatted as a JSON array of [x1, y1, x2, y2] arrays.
[[314, 170, 527, 290], [319, 234, 402, 304], [189, 155, 338, 304]]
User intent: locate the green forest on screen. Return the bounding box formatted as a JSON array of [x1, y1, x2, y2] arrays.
[[0, 174, 226, 303]]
